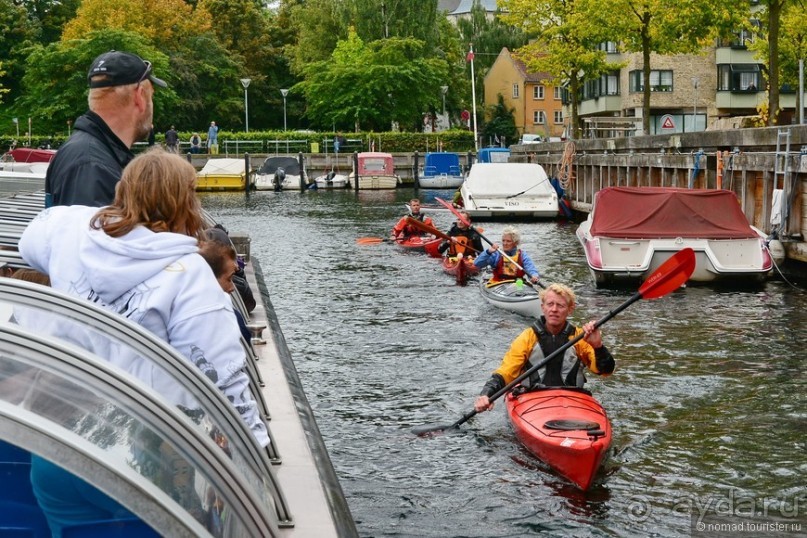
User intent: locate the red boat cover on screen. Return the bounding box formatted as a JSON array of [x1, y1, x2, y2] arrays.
[[8, 148, 56, 163], [589, 187, 757, 239]]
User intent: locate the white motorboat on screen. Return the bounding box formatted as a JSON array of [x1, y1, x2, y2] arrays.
[[419, 152, 464, 189], [314, 171, 349, 189], [254, 156, 307, 191], [479, 276, 540, 318], [460, 163, 559, 219], [576, 187, 773, 287], [347, 152, 399, 190]]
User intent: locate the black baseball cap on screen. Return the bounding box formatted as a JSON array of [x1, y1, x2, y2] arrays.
[[87, 51, 167, 89]]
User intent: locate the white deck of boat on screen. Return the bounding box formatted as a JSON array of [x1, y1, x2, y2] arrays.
[[245, 262, 351, 537]]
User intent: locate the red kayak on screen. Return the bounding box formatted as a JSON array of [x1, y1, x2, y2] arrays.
[[506, 387, 612, 490], [395, 235, 441, 252], [441, 255, 480, 285]]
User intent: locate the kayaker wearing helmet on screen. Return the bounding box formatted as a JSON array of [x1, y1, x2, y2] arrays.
[[473, 226, 540, 284], [437, 210, 484, 258], [474, 283, 615, 412], [391, 199, 434, 240]]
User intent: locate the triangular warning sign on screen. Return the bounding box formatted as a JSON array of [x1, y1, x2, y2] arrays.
[[661, 116, 675, 129]]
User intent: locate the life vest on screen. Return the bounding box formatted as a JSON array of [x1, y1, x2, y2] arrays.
[[492, 249, 524, 281], [404, 213, 430, 236], [522, 319, 586, 388], [448, 235, 471, 256]]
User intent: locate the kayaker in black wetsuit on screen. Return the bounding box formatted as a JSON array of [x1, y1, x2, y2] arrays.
[[474, 282, 615, 413], [437, 210, 484, 258]]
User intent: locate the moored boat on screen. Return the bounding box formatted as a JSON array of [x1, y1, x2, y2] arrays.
[[506, 387, 612, 491], [0, 192, 357, 537], [460, 163, 559, 219], [348, 152, 399, 190], [314, 171, 349, 189], [576, 187, 773, 287], [479, 276, 540, 317], [196, 158, 248, 191], [419, 152, 464, 189], [254, 156, 307, 191]]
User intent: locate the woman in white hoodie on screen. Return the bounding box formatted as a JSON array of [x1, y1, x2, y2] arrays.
[[20, 147, 270, 534]]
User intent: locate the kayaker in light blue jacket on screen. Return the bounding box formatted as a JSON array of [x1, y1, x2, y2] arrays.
[[473, 226, 541, 284]]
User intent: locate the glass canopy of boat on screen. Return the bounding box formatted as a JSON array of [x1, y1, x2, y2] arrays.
[[0, 278, 291, 536]]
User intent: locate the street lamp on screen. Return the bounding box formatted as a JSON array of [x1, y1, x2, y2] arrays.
[[240, 78, 251, 132], [280, 89, 289, 131], [440, 85, 448, 115], [691, 77, 699, 133]]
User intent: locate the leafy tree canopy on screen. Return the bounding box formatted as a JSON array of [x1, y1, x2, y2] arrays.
[[15, 29, 174, 134], [296, 29, 449, 132], [63, 0, 212, 50]]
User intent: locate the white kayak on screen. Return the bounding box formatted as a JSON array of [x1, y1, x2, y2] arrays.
[[479, 276, 540, 317]]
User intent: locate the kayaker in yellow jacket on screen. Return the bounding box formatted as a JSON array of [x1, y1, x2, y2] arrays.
[[474, 283, 615, 412]]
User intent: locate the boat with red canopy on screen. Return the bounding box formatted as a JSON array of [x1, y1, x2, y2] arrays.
[[576, 187, 772, 286]]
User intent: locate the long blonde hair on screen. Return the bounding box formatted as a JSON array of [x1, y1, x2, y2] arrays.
[[91, 148, 204, 239]]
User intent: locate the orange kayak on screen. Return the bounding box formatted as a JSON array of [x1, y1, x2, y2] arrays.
[[441, 256, 480, 285], [395, 235, 441, 252], [506, 387, 611, 490]]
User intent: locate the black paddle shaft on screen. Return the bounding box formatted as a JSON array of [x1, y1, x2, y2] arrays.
[[414, 291, 640, 435]]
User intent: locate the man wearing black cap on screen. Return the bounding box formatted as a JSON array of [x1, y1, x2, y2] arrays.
[[45, 50, 167, 207]]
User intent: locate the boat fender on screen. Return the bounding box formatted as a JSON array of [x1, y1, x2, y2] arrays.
[[767, 239, 786, 265]]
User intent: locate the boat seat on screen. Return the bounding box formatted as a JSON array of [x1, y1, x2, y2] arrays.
[[61, 518, 160, 538], [544, 419, 601, 431], [0, 442, 38, 506], [0, 501, 51, 538]]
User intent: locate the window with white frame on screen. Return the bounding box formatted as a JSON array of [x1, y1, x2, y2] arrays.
[[512, 83, 520, 98], [533, 85, 545, 99], [553, 110, 563, 124], [554, 86, 562, 100], [533, 110, 546, 124]]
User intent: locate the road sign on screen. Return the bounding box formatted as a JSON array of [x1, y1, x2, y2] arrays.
[[660, 114, 675, 130]]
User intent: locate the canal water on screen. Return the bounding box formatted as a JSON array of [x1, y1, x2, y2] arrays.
[[202, 189, 806, 538]]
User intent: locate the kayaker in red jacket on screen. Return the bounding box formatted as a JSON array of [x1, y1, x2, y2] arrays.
[[474, 283, 615, 412], [391, 199, 434, 240]]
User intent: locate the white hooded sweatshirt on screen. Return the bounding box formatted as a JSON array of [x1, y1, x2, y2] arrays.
[[19, 205, 269, 447]]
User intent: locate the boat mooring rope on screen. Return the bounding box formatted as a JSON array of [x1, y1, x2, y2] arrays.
[[557, 141, 576, 193]]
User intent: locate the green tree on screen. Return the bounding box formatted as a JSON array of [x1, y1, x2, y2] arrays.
[[0, 0, 42, 108], [295, 29, 449, 131], [456, 1, 528, 106], [593, 0, 744, 134], [749, 0, 801, 124], [501, 0, 616, 139], [23, 0, 81, 44], [776, 2, 807, 119], [285, 0, 345, 76], [482, 93, 518, 145], [14, 30, 175, 135]]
